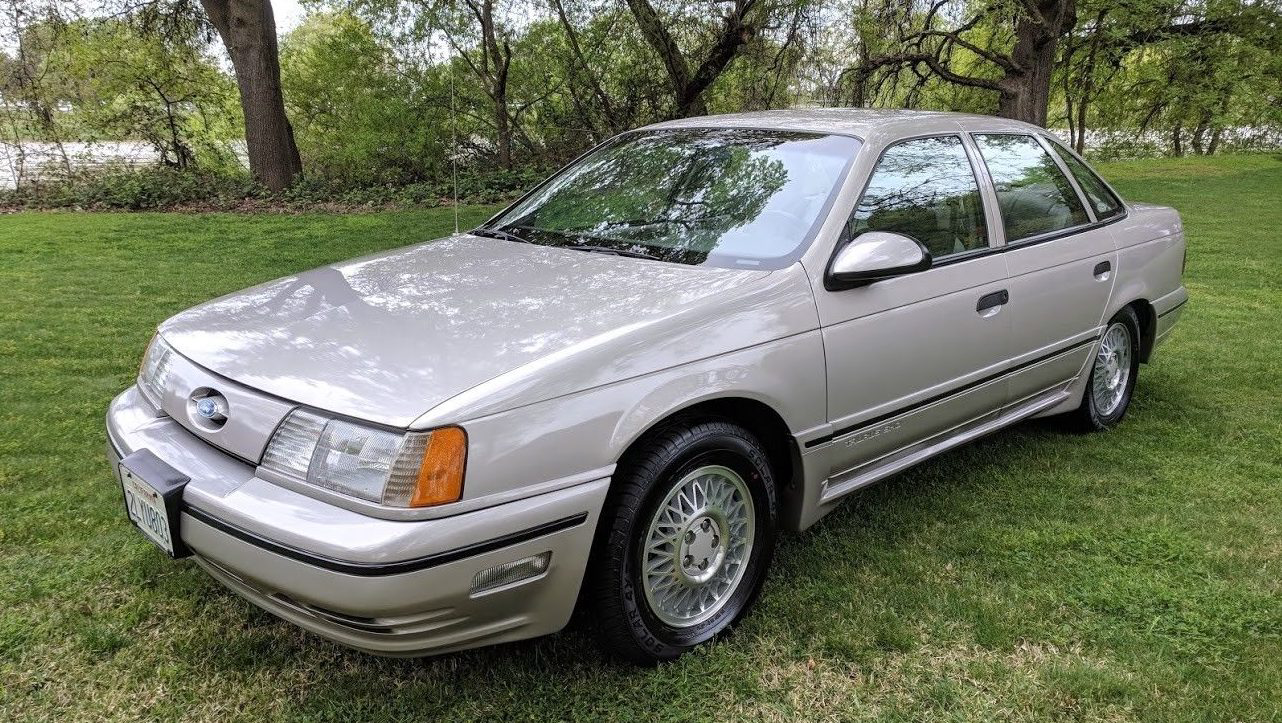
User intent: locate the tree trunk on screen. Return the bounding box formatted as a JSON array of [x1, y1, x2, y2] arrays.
[[459, 0, 514, 169], [1074, 93, 1089, 152], [201, 0, 302, 192], [1072, 11, 1103, 153], [1208, 125, 1223, 154], [996, 0, 1074, 126], [479, 0, 512, 169], [493, 81, 511, 169], [1191, 116, 1208, 155], [1171, 123, 1183, 156], [1207, 92, 1232, 155], [996, 65, 1053, 125]]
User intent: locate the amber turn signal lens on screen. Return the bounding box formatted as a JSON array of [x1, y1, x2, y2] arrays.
[[410, 426, 467, 507]]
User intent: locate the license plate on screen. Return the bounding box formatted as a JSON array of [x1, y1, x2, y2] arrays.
[[121, 466, 176, 555]]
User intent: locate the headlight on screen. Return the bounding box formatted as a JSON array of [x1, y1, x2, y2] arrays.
[[261, 410, 466, 508], [137, 335, 174, 406]]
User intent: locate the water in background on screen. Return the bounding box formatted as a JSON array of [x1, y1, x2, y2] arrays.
[[4, 127, 1279, 190], [1, 141, 248, 189]]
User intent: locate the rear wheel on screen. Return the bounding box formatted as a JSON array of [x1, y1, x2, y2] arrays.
[[1066, 306, 1141, 431], [587, 419, 777, 664]]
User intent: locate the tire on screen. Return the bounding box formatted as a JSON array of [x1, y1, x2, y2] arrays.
[[1065, 306, 1141, 431], [586, 418, 778, 664]]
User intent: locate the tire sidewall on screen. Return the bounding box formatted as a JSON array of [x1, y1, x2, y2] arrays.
[[1086, 308, 1141, 427], [616, 426, 777, 659]]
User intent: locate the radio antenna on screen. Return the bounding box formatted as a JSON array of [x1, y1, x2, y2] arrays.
[[448, 38, 460, 236]]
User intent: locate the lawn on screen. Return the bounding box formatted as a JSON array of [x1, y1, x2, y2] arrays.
[[1, 154, 1280, 721]]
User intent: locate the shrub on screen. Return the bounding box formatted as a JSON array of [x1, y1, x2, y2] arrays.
[[0, 166, 263, 211], [0, 164, 543, 212]]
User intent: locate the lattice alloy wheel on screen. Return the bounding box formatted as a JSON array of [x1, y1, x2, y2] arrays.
[[1064, 305, 1142, 432], [640, 464, 755, 628], [587, 419, 778, 664], [1091, 321, 1133, 416]]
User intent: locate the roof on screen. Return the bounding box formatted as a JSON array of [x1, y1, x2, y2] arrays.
[[641, 108, 1044, 143]]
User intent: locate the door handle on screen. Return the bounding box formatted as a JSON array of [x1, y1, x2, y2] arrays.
[[1093, 260, 1112, 277], [976, 289, 1009, 313]]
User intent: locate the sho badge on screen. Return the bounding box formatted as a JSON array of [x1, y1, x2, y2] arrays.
[[843, 420, 901, 447]]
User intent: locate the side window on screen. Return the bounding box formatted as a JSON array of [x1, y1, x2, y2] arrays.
[[1046, 138, 1124, 220], [973, 133, 1089, 242], [848, 135, 988, 260]]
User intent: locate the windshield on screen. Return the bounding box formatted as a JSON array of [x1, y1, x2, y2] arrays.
[[485, 128, 861, 269]]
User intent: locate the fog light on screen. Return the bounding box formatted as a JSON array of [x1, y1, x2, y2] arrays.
[[470, 552, 551, 595]]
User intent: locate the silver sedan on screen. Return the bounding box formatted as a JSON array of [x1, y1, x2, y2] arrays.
[[107, 109, 1188, 663]]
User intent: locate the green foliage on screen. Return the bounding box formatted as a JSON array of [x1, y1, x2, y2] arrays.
[[62, 19, 242, 167], [1054, 0, 1282, 158], [0, 10, 241, 176], [0, 164, 546, 211], [0, 166, 261, 210], [276, 166, 547, 207], [280, 11, 447, 185]]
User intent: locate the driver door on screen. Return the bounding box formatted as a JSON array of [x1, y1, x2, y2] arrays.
[[815, 134, 1012, 481]]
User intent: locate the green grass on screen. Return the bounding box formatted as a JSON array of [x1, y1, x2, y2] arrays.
[[2, 154, 1280, 721]]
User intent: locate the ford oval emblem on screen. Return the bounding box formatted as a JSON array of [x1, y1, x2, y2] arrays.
[[193, 393, 229, 424]]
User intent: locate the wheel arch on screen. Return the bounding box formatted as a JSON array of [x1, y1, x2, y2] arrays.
[[1122, 298, 1157, 363], [613, 396, 805, 529]]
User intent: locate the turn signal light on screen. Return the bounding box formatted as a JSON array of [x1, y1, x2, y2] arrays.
[[410, 426, 467, 507]]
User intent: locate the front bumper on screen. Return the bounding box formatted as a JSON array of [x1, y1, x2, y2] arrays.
[[106, 386, 609, 656]]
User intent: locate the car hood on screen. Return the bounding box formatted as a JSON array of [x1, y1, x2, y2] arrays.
[[159, 234, 769, 427]]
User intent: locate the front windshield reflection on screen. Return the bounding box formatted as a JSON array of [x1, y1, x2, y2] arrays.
[[488, 128, 860, 269]]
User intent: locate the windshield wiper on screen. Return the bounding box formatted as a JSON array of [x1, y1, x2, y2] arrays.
[[484, 224, 664, 261], [566, 243, 663, 261], [472, 227, 532, 244]]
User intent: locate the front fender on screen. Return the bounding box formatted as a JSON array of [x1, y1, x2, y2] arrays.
[[452, 331, 828, 510]]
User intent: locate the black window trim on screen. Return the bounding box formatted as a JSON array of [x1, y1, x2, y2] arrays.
[[914, 138, 1130, 269], [821, 129, 1134, 279], [825, 131, 996, 279], [1040, 134, 1126, 222]]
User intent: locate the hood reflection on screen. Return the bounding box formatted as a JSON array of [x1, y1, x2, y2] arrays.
[[160, 234, 764, 426]]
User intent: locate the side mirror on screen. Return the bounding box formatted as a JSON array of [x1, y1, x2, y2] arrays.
[[825, 231, 932, 290]]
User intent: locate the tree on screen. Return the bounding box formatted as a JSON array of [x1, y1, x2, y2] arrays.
[[56, 18, 241, 169], [1053, 0, 1282, 156], [550, 0, 622, 134], [853, 0, 1079, 126], [622, 0, 767, 118], [0, 0, 76, 184], [199, 0, 302, 190], [451, 0, 514, 168], [281, 11, 446, 184]]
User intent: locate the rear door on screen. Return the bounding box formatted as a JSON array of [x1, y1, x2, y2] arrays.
[[970, 133, 1119, 405], [817, 134, 1010, 481]]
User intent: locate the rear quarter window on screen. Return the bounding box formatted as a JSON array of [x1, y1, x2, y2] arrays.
[[1046, 138, 1125, 220]]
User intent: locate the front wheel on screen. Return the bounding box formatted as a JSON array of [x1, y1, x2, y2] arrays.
[[586, 419, 778, 664], [1065, 306, 1141, 431]]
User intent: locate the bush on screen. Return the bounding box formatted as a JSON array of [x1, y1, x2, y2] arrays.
[[278, 166, 547, 208], [0, 164, 546, 212], [0, 166, 264, 211]]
